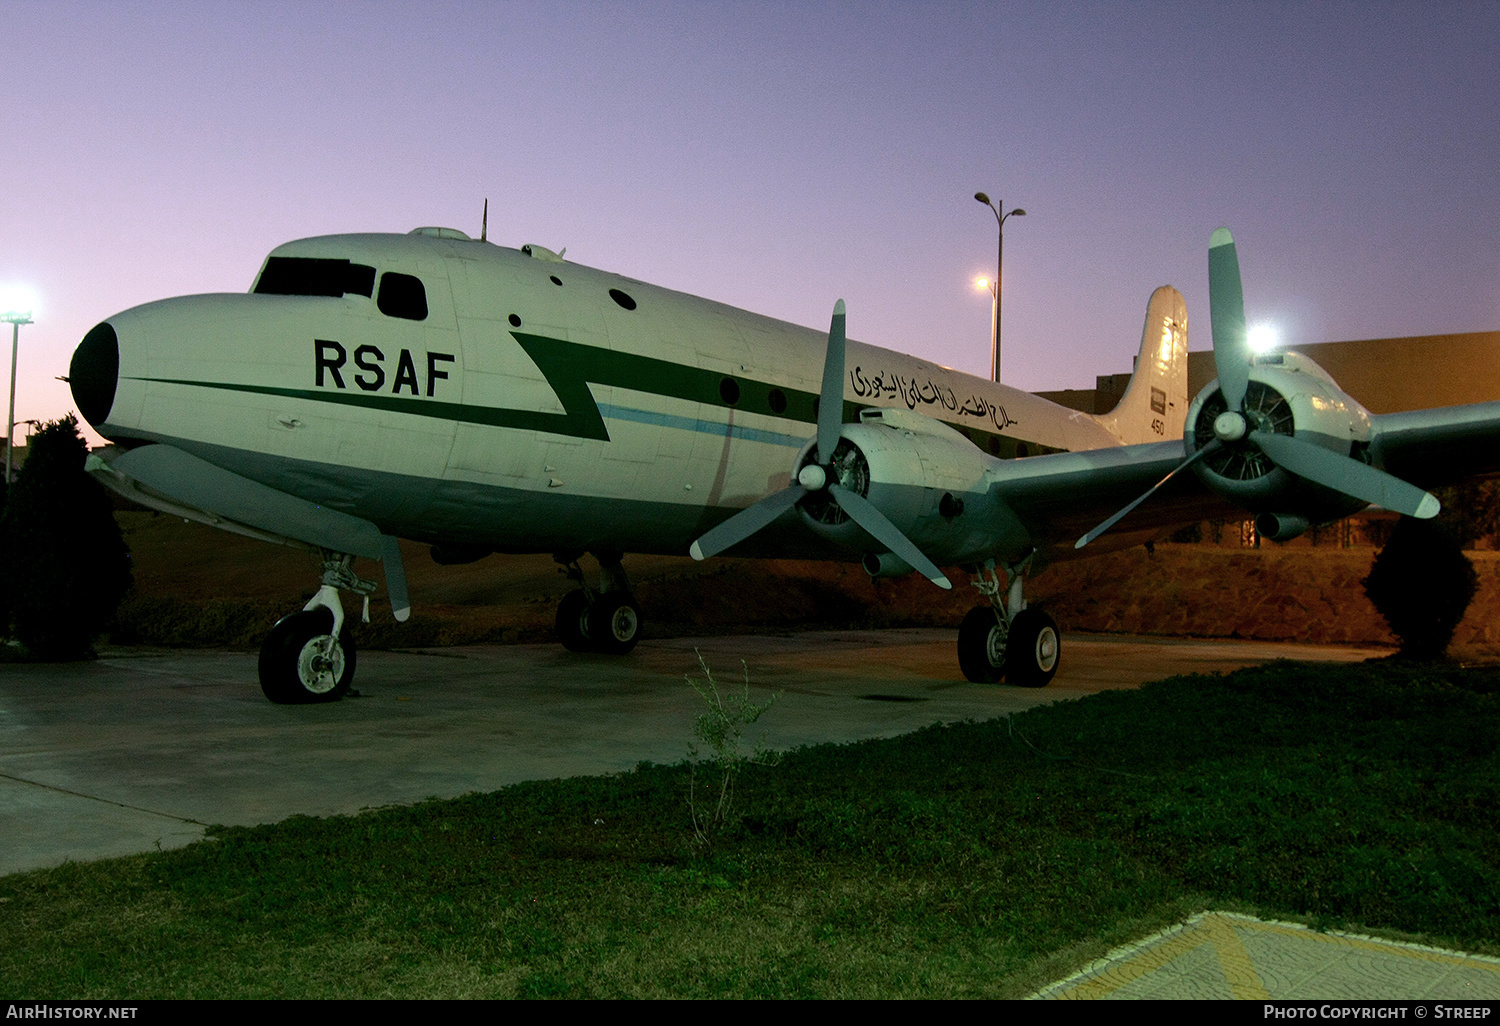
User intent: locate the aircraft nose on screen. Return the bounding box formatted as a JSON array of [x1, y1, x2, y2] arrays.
[[71, 321, 119, 430]]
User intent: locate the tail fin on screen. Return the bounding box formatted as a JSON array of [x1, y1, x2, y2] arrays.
[[1094, 285, 1188, 445]]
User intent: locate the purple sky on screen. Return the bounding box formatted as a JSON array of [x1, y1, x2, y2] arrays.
[[3, 1, 1498, 445]]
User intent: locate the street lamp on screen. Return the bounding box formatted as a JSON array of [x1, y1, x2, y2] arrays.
[[974, 192, 1025, 382], [2, 301, 34, 486]]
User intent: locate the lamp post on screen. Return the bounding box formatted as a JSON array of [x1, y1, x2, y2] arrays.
[[974, 192, 1025, 382], [2, 307, 33, 486]]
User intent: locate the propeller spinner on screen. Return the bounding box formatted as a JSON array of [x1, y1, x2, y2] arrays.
[[1077, 228, 1437, 550], [689, 300, 952, 589]]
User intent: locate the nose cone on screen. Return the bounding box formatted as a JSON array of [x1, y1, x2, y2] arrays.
[[71, 321, 119, 430]]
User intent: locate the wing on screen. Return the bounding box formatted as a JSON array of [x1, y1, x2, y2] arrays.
[[993, 397, 1500, 563], [1371, 401, 1500, 487], [987, 439, 1240, 556]]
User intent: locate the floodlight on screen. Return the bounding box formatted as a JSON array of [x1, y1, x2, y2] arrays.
[[0, 283, 37, 324], [1247, 324, 1278, 353]]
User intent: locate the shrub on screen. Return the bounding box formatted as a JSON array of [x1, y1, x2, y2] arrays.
[[1362, 516, 1477, 661], [1, 416, 132, 658], [1434, 479, 1500, 550]]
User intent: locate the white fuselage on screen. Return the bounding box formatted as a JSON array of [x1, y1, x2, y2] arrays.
[[84, 230, 1128, 562]]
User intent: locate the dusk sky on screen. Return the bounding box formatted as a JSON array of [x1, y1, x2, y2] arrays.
[[3, 1, 1498, 445]]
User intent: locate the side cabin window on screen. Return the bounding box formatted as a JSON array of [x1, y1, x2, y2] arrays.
[[254, 257, 375, 298], [377, 272, 428, 321]]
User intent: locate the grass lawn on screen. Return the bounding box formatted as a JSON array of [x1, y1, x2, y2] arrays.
[[3, 658, 1497, 998]]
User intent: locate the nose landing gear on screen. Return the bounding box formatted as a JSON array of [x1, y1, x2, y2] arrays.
[[258, 552, 375, 704]]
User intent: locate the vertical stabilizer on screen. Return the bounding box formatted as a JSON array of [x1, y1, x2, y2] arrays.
[[1094, 285, 1188, 445]]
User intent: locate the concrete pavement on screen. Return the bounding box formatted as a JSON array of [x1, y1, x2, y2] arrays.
[[0, 629, 1378, 876]]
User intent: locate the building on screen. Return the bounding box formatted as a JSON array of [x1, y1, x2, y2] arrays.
[[1036, 330, 1500, 416], [1033, 330, 1500, 548]]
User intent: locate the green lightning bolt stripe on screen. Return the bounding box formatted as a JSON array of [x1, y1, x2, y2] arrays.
[[128, 333, 825, 441], [511, 332, 823, 438], [126, 332, 1049, 457]]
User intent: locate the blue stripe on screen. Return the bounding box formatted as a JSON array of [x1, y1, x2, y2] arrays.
[[597, 403, 807, 449]]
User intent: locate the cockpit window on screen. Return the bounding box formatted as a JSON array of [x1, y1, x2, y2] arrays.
[[377, 272, 428, 321], [253, 257, 376, 298]]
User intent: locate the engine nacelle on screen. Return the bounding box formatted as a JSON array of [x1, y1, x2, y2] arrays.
[[797, 407, 1018, 566], [1183, 350, 1373, 522]]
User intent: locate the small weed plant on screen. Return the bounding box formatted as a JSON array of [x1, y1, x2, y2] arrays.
[[685, 649, 780, 845]]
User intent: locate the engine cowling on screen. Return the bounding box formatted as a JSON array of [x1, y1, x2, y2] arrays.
[[795, 407, 1016, 566], [1077, 229, 1437, 554], [1183, 350, 1373, 522]]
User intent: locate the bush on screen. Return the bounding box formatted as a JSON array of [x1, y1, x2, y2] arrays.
[[1434, 479, 1500, 550], [1362, 516, 1477, 661], [1, 416, 132, 658]]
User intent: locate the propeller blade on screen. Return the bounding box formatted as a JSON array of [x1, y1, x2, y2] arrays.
[[690, 297, 947, 591], [1208, 227, 1250, 411], [690, 485, 807, 561], [1075, 440, 1223, 550], [816, 299, 847, 463], [830, 484, 953, 589], [690, 298, 850, 564], [1251, 432, 1439, 519]]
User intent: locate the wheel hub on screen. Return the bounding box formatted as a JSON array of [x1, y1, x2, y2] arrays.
[[607, 604, 639, 642], [985, 620, 1007, 665], [1034, 627, 1058, 672], [297, 636, 344, 694]]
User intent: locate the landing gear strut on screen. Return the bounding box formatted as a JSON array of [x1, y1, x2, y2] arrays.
[[956, 555, 1059, 687], [554, 552, 643, 655], [259, 552, 374, 703]]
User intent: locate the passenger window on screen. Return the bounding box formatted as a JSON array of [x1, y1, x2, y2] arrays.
[[377, 272, 428, 321]]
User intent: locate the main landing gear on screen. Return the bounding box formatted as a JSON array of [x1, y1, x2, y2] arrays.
[[956, 555, 1059, 687], [259, 552, 374, 704], [554, 552, 643, 655]]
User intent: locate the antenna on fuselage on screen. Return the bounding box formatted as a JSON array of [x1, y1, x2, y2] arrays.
[[480, 198, 488, 243]]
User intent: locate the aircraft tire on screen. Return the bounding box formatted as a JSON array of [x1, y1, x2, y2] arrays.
[[589, 592, 642, 655], [1005, 608, 1059, 688], [556, 590, 594, 652], [258, 609, 356, 704], [957, 606, 1006, 683]]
